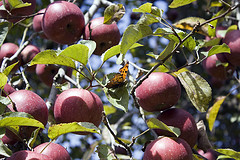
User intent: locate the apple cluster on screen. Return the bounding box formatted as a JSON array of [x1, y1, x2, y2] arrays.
[[202, 27, 240, 88]]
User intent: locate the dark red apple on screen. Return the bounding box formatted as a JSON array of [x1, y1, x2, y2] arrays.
[[32, 8, 47, 39], [0, 43, 19, 63], [1, 83, 16, 97], [135, 72, 181, 112], [202, 53, 235, 80], [54, 88, 103, 135], [34, 142, 70, 160], [154, 108, 198, 148], [0, 0, 36, 23], [84, 17, 121, 56], [6, 90, 48, 140], [0, 134, 18, 145], [7, 150, 53, 160], [42, 1, 85, 44], [198, 149, 218, 160], [223, 30, 240, 66], [143, 137, 193, 160], [35, 64, 72, 87], [20, 44, 40, 72]]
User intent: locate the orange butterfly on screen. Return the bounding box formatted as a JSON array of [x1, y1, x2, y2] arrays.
[[105, 61, 129, 89]]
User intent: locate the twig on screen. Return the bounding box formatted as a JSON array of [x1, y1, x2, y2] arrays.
[[84, 0, 101, 25], [102, 112, 133, 159]]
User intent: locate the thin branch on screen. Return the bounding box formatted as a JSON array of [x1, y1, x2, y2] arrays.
[[102, 112, 133, 159], [84, 0, 101, 25]]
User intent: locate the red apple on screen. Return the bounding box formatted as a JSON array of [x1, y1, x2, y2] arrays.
[[1, 134, 18, 145], [198, 149, 218, 160], [0, 42, 19, 63], [202, 53, 235, 80], [32, 8, 47, 39], [1, 83, 16, 97], [42, 1, 85, 44], [135, 72, 181, 112], [35, 64, 72, 87], [20, 44, 40, 72], [0, 0, 36, 23], [84, 17, 121, 56], [34, 142, 70, 160], [7, 150, 53, 160], [143, 137, 193, 160], [223, 30, 240, 66], [54, 88, 103, 135], [6, 90, 48, 140], [154, 108, 198, 148]]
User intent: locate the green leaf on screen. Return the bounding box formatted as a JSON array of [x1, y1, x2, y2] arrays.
[[30, 50, 76, 68], [207, 43, 230, 57], [27, 128, 40, 148], [79, 40, 96, 58], [97, 144, 114, 160], [0, 73, 7, 89], [103, 87, 129, 112], [120, 24, 152, 55], [104, 4, 125, 24], [169, 0, 197, 8], [3, 62, 19, 76], [48, 122, 100, 139], [146, 118, 181, 137], [132, 2, 161, 17], [0, 96, 11, 115], [0, 115, 44, 129], [154, 28, 196, 51], [137, 13, 160, 25], [8, 0, 31, 9], [101, 43, 143, 62], [104, 105, 117, 116], [82, 141, 100, 160], [147, 40, 175, 61], [0, 140, 12, 157], [216, 149, 240, 159], [60, 44, 89, 66], [206, 96, 225, 131], [0, 22, 12, 47], [176, 71, 212, 112]]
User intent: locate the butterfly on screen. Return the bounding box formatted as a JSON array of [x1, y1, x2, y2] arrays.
[[105, 61, 129, 89]]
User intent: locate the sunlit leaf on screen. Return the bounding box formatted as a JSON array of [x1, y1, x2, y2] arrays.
[[208, 9, 226, 38], [48, 122, 100, 139], [104, 4, 125, 24], [0, 22, 12, 47], [116, 137, 131, 144], [216, 148, 240, 159], [0, 73, 7, 89], [30, 50, 76, 68], [103, 87, 129, 112], [177, 71, 212, 112], [120, 24, 152, 55], [0, 141, 12, 157], [79, 40, 96, 58], [104, 105, 117, 116], [137, 13, 160, 25], [132, 2, 161, 17], [8, 0, 31, 9], [206, 96, 225, 131], [174, 17, 208, 36], [207, 43, 230, 57], [27, 128, 40, 148], [154, 27, 196, 51], [146, 118, 180, 137], [101, 43, 143, 62], [0, 115, 44, 129], [60, 44, 89, 66], [3, 62, 18, 76], [169, 0, 197, 8]]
